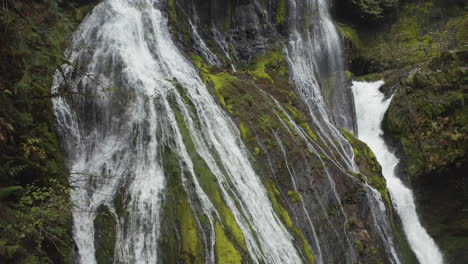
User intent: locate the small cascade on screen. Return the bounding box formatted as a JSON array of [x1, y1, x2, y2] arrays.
[[352, 81, 444, 264], [286, 0, 357, 171], [286, 0, 357, 136]]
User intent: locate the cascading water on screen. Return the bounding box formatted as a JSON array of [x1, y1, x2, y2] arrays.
[[284, 1, 404, 263], [287, 0, 357, 136], [286, 0, 357, 171], [352, 81, 444, 264], [53, 0, 307, 262], [49, 0, 433, 262]]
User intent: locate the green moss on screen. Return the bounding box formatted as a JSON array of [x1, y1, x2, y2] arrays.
[[445, 15, 468, 51], [370, 245, 378, 255], [160, 144, 200, 263], [276, 0, 287, 24], [167, 0, 177, 28], [215, 222, 243, 264], [172, 107, 247, 252], [337, 23, 362, 49], [177, 198, 202, 263], [239, 122, 250, 141], [210, 189, 247, 251], [340, 129, 393, 211], [250, 50, 288, 81], [287, 190, 302, 203], [302, 123, 318, 141], [253, 147, 260, 156], [391, 221, 419, 264], [355, 239, 364, 253], [265, 182, 316, 263], [265, 182, 293, 228], [94, 206, 117, 264]]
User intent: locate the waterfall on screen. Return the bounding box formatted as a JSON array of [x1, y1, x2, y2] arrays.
[[286, 0, 357, 171], [285, 1, 404, 263], [287, 0, 357, 136], [352, 81, 444, 264], [53, 0, 306, 262]]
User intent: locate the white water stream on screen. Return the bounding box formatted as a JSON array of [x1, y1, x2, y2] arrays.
[[352, 81, 444, 264]]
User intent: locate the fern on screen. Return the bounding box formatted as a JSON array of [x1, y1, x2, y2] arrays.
[[0, 161, 28, 179], [0, 186, 23, 200]]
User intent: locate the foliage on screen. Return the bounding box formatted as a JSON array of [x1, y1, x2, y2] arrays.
[[1, 180, 72, 263], [351, 1, 468, 74], [0, 0, 97, 262]]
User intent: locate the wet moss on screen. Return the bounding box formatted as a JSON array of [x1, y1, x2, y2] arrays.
[[287, 190, 302, 203], [177, 198, 203, 263], [265, 182, 316, 264], [265, 181, 293, 228], [160, 144, 203, 264], [190, 48, 318, 264], [340, 129, 392, 210], [249, 50, 288, 82], [276, 0, 287, 25], [214, 221, 243, 264], [172, 103, 247, 252], [94, 205, 117, 264]]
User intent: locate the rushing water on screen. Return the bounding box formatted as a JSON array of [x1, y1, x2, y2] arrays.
[[50, 0, 427, 262], [352, 81, 444, 264], [286, 0, 357, 171], [287, 0, 356, 136], [53, 0, 306, 262]]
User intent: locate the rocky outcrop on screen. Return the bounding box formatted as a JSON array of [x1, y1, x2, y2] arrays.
[[161, 1, 415, 263], [343, 0, 467, 262], [383, 51, 468, 263]]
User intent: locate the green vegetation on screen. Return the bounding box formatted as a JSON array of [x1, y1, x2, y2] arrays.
[[383, 51, 467, 181], [337, 23, 362, 49], [287, 190, 302, 203], [382, 50, 468, 262], [276, 0, 287, 25], [159, 145, 203, 264], [0, 0, 96, 262], [215, 222, 243, 264], [340, 129, 392, 210], [349, 1, 468, 74], [94, 206, 117, 264]]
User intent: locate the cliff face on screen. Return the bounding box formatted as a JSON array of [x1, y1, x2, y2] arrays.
[[4, 0, 464, 263], [383, 51, 467, 264], [337, 0, 467, 262], [157, 1, 412, 263]]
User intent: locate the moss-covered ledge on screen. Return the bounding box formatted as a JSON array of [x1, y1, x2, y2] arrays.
[[382, 50, 468, 263]]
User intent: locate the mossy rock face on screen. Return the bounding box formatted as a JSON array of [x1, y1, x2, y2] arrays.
[[383, 51, 467, 181], [94, 205, 117, 264], [340, 129, 392, 211], [346, 1, 468, 75], [383, 50, 468, 263]]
